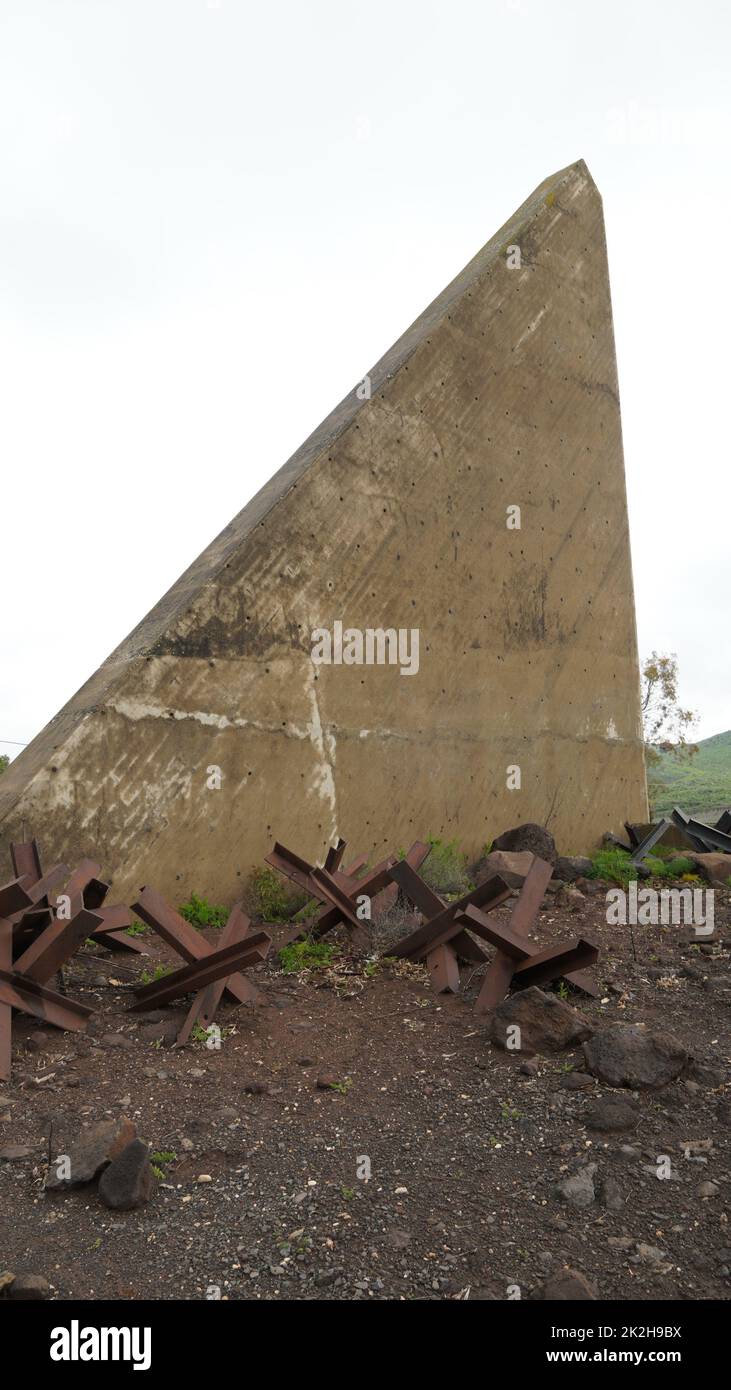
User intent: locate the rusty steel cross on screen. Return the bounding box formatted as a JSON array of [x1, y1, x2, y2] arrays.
[[387, 856, 598, 1008], [266, 837, 431, 946], [128, 887, 271, 1045]]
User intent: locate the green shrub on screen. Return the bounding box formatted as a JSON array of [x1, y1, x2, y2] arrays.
[[421, 837, 471, 895], [246, 866, 309, 923], [278, 938, 338, 974], [179, 893, 227, 930], [587, 847, 635, 886], [140, 964, 173, 985], [126, 920, 150, 937], [654, 855, 696, 879]]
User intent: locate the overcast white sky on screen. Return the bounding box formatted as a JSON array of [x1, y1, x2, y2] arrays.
[[1, 0, 728, 761]]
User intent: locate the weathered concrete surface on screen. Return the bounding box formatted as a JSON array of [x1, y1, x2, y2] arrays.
[[0, 159, 647, 901]]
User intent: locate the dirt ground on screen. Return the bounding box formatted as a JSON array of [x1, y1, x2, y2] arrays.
[[1, 884, 730, 1302]]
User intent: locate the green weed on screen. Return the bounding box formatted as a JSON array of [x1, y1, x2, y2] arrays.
[[179, 893, 227, 930], [278, 938, 339, 974]]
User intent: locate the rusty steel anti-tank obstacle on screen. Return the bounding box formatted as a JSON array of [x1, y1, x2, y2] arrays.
[[0, 839, 142, 1081], [1, 830, 606, 1080], [265, 837, 600, 1007], [265, 836, 431, 946], [128, 886, 271, 1045], [386, 854, 599, 1010]]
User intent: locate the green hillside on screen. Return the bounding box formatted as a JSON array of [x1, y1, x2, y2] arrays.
[[650, 730, 731, 819]]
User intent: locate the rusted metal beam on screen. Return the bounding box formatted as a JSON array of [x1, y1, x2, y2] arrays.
[[14, 908, 103, 985], [0, 923, 12, 1082], [10, 840, 43, 884], [386, 868, 512, 960], [458, 902, 533, 958], [132, 885, 261, 1008], [0, 879, 34, 918], [274, 840, 431, 946], [176, 902, 261, 1046], [426, 943, 461, 993], [672, 807, 731, 854], [324, 839, 346, 874], [0, 969, 93, 1032], [310, 867, 361, 927], [473, 857, 554, 1011], [61, 859, 104, 917], [264, 843, 320, 897], [90, 905, 144, 954], [510, 938, 599, 989], [129, 932, 270, 1011]]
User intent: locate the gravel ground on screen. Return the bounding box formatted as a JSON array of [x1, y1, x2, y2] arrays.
[[1, 884, 730, 1302]]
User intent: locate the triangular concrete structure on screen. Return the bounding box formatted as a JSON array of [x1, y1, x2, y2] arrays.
[[0, 159, 648, 899]]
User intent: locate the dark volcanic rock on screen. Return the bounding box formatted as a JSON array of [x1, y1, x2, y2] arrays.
[[472, 849, 535, 889], [585, 1095, 640, 1132], [6, 1273, 50, 1300], [492, 822, 556, 865], [489, 987, 593, 1054], [45, 1116, 136, 1190], [583, 1025, 687, 1090], [98, 1139, 155, 1211], [553, 855, 593, 882], [531, 1268, 598, 1300]]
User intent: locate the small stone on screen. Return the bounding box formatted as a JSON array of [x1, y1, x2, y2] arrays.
[[555, 1164, 597, 1209], [586, 1096, 640, 1133], [560, 1072, 594, 1091], [532, 1267, 597, 1300], [138, 1020, 182, 1045], [599, 1177, 624, 1210], [244, 1081, 269, 1095], [697, 1181, 719, 1198], [7, 1273, 50, 1300], [98, 1140, 155, 1210], [100, 1033, 134, 1050], [520, 1060, 538, 1077], [385, 1228, 411, 1250], [687, 1060, 726, 1089], [316, 1075, 339, 1090], [634, 1243, 668, 1265], [197, 1173, 213, 1183], [0, 1144, 35, 1161], [553, 856, 593, 883]]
